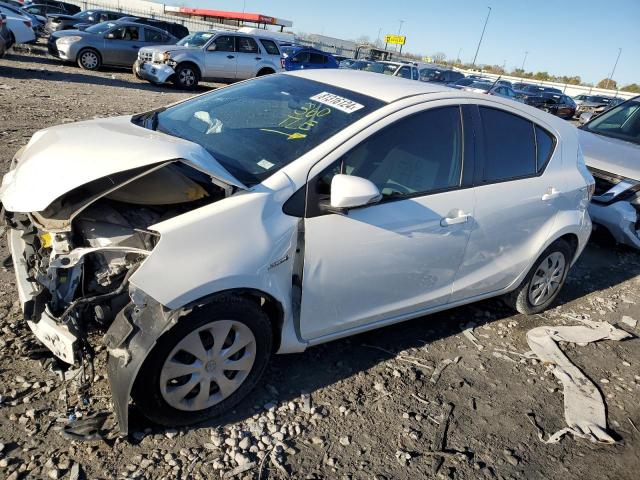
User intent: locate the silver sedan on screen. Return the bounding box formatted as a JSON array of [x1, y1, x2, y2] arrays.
[[47, 21, 177, 70]]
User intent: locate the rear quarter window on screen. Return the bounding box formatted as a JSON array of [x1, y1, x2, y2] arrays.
[[259, 39, 280, 55], [535, 125, 556, 172]]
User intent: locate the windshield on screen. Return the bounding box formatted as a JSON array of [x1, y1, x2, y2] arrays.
[[86, 22, 116, 34], [586, 96, 612, 103], [365, 63, 399, 75], [454, 78, 474, 86], [154, 75, 384, 186], [584, 98, 640, 145], [176, 32, 213, 48], [348, 60, 372, 70]]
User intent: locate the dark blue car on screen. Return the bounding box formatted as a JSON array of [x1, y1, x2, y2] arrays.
[[282, 46, 338, 71]]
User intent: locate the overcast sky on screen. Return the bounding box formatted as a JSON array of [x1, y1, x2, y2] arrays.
[[164, 0, 639, 86]]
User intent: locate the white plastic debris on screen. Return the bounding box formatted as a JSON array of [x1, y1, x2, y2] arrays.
[[526, 319, 631, 444], [460, 322, 484, 350]]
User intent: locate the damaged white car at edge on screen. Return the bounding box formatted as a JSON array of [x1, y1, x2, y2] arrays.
[[0, 70, 593, 433]]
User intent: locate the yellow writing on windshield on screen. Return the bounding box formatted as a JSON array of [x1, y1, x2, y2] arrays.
[[261, 102, 332, 140]]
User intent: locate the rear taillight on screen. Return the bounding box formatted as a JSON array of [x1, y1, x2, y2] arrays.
[[23, 20, 32, 28], [280, 58, 285, 69]]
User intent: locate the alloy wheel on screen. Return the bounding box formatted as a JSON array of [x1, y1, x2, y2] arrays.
[[528, 252, 566, 306], [159, 320, 256, 411], [179, 68, 195, 87]]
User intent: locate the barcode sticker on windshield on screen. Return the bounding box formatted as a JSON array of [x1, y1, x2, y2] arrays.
[[310, 92, 364, 114]]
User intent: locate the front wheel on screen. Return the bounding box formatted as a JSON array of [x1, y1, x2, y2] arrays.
[[132, 299, 273, 427], [505, 239, 573, 315], [77, 48, 101, 70], [173, 63, 199, 89], [132, 60, 143, 79]]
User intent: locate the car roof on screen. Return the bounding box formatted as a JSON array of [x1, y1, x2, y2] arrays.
[[284, 69, 449, 102]]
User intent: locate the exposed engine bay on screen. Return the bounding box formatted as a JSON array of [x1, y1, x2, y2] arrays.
[[3, 162, 230, 364]]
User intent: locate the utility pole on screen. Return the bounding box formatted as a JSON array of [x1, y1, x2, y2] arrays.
[[376, 27, 382, 46], [456, 48, 462, 64], [521, 51, 528, 71], [472, 6, 491, 68], [606, 48, 622, 90]]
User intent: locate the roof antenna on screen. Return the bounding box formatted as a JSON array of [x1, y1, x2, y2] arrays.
[[489, 74, 502, 91]]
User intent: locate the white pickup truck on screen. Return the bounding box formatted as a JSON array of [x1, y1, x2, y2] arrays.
[[135, 30, 284, 89]]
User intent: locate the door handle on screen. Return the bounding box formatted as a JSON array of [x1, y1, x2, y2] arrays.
[[255, 57, 262, 60], [227, 55, 235, 59], [132, 45, 139, 48], [541, 187, 560, 201], [440, 209, 471, 227]]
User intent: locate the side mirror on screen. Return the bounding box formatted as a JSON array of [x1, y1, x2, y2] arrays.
[[579, 112, 595, 125], [329, 174, 381, 210]]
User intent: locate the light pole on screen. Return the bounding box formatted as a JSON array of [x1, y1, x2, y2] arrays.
[[396, 19, 405, 52], [456, 48, 462, 64], [606, 48, 622, 90], [521, 51, 528, 71], [472, 6, 491, 68]]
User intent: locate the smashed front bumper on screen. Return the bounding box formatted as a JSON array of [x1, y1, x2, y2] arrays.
[[589, 201, 640, 249], [136, 61, 175, 84], [8, 228, 78, 363]]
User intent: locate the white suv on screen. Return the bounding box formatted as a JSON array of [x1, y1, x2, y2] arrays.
[[0, 70, 593, 432], [135, 30, 284, 89]]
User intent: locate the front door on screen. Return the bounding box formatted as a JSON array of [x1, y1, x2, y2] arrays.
[[451, 104, 562, 301], [103, 25, 142, 66], [204, 34, 237, 80], [300, 105, 475, 340]]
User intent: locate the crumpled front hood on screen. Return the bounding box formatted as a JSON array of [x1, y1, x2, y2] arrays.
[[140, 45, 197, 55], [578, 128, 640, 181], [0, 116, 245, 213]]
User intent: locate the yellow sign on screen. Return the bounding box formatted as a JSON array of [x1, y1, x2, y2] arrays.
[[384, 34, 406, 45]]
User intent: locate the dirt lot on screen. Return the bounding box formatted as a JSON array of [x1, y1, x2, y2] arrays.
[[0, 47, 639, 480]]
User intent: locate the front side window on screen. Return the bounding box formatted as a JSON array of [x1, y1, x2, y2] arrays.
[[292, 51, 310, 63], [154, 75, 384, 186], [309, 53, 325, 64], [209, 35, 235, 52], [109, 26, 140, 41], [236, 36, 259, 54], [479, 107, 536, 182], [314, 106, 463, 200]]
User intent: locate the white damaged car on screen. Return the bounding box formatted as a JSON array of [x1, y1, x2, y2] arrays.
[[0, 70, 593, 432]]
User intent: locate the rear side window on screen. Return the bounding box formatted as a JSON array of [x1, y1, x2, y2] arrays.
[[479, 107, 536, 182], [535, 126, 555, 172], [260, 39, 280, 55], [237, 36, 259, 54], [144, 28, 164, 43]]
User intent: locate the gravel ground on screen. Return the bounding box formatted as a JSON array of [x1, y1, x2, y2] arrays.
[[0, 47, 639, 480]]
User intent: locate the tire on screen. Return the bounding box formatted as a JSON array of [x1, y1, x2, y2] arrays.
[[77, 48, 101, 70], [505, 239, 573, 315], [132, 298, 273, 427], [172, 63, 199, 89], [132, 60, 143, 79], [7, 32, 15, 50]]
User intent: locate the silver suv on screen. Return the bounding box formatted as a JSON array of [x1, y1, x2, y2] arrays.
[[135, 30, 284, 89]]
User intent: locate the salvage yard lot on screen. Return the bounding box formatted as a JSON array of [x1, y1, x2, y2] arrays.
[[0, 49, 639, 480]]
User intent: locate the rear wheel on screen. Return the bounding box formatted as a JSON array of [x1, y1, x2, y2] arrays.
[[132, 299, 273, 427], [77, 48, 101, 70], [505, 239, 573, 315], [173, 63, 199, 89]]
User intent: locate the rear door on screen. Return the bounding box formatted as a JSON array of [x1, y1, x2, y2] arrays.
[[451, 103, 562, 301], [204, 34, 237, 80], [235, 36, 261, 79]]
